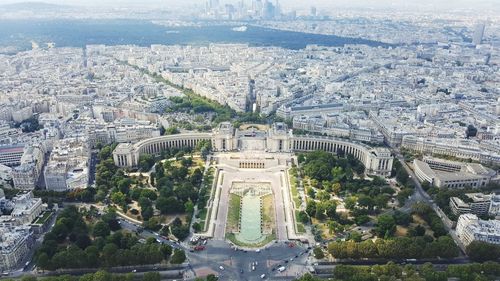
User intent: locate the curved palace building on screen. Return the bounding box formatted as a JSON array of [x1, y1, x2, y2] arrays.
[[113, 122, 393, 177]]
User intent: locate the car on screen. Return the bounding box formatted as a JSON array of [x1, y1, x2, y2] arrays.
[[256, 249, 261, 253], [278, 266, 286, 272], [194, 245, 205, 251], [219, 266, 225, 271], [240, 269, 244, 274], [260, 274, 266, 279], [251, 265, 255, 271], [132, 269, 137, 273], [290, 257, 294, 261], [284, 260, 289, 264]]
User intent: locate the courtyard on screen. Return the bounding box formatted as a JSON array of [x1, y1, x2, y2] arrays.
[[202, 152, 305, 247]]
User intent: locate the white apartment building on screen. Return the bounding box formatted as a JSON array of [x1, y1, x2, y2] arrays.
[[0, 226, 33, 272], [456, 214, 500, 246], [0, 191, 44, 227], [12, 145, 45, 190], [413, 157, 496, 188], [0, 164, 12, 186], [44, 137, 90, 192], [402, 136, 500, 166], [450, 193, 493, 216], [11, 107, 33, 124], [44, 162, 68, 192], [0, 145, 25, 167]]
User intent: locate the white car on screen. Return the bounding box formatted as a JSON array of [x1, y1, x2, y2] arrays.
[[219, 266, 225, 271], [260, 274, 266, 279]]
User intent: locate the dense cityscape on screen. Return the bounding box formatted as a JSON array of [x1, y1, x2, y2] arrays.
[[0, 0, 499, 281]]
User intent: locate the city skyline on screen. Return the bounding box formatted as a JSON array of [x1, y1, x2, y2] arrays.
[[1, 0, 500, 11]]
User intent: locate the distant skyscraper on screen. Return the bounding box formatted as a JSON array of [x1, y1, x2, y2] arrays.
[[310, 6, 317, 17], [472, 23, 485, 45], [209, 0, 219, 10], [274, 0, 281, 18], [253, 0, 263, 17], [263, 0, 275, 20]]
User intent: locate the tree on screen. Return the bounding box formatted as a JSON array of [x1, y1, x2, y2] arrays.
[[75, 234, 92, 249], [465, 124, 477, 138], [156, 196, 183, 214], [376, 214, 396, 237], [355, 215, 370, 226], [434, 236, 459, 259], [144, 217, 161, 231], [306, 200, 317, 217], [171, 223, 190, 241], [331, 166, 344, 181], [111, 192, 126, 206], [346, 231, 361, 243], [344, 196, 357, 210], [93, 270, 112, 281], [374, 194, 388, 210], [92, 221, 110, 238], [297, 210, 310, 224], [141, 206, 154, 221], [171, 249, 186, 264], [332, 182, 342, 194], [467, 241, 500, 262], [408, 225, 426, 237], [184, 200, 195, 214], [160, 244, 173, 260], [304, 160, 333, 181], [393, 210, 412, 226], [142, 272, 161, 281], [358, 195, 375, 211], [313, 247, 325, 259], [358, 240, 377, 258], [139, 154, 155, 171], [206, 274, 219, 281], [325, 201, 337, 219], [36, 252, 51, 270], [165, 127, 180, 135]]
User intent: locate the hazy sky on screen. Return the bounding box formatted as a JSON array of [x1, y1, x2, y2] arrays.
[[1, 0, 498, 11], [0, 0, 500, 13]]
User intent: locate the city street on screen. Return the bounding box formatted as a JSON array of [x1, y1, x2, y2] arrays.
[[187, 240, 310, 281], [119, 215, 311, 280]]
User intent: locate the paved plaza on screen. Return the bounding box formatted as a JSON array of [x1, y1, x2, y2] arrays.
[[205, 152, 303, 245]]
